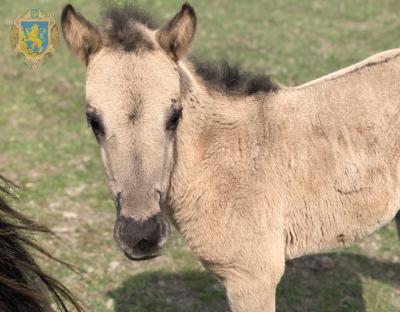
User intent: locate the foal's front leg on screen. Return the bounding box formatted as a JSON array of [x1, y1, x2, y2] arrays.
[[224, 270, 283, 312], [212, 237, 285, 312]]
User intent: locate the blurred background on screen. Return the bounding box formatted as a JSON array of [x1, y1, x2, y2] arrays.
[[1, 0, 400, 311]]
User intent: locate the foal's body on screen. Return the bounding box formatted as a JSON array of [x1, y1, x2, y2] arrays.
[[61, 4, 400, 311], [282, 50, 400, 259], [171, 50, 400, 310]]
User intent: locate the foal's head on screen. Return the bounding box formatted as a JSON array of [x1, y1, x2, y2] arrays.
[[61, 3, 196, 260]]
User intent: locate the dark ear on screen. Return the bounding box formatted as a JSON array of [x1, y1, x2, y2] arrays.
[[61, 4, 101, 64], [157, 3, 196, 62]]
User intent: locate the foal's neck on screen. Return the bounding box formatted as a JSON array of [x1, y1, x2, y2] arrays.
[[168, 61, 271, 235], [178, 61, 263, 131], [174, 61, 268, 173]]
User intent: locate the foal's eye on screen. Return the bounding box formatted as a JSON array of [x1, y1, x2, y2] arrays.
[[166, 107, 183, 131], [86, 112, 105, 136]]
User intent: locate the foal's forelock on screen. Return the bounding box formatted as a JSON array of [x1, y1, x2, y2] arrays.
[[101, 5, 157, 53]]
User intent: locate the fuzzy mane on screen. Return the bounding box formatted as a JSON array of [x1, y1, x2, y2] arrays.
[[0, 176, 83, 312], [101, 4, 277, 96], [193, 61, 278, 95]]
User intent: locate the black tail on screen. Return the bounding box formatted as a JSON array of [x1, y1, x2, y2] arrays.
[[0, 176, 84, 312], [396, 211, 400, 239]]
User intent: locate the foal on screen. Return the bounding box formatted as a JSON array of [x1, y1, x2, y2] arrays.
[[61, 3, 400, 311]]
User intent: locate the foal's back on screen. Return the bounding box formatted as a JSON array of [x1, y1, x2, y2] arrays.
[[267, 49, 400, 259]]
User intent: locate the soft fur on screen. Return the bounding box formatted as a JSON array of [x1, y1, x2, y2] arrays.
[[62, 3, 400, 312]]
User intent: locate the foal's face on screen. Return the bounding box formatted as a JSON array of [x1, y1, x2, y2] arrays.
[[61, 4, 196, 260], [86, 50, 180, 259]]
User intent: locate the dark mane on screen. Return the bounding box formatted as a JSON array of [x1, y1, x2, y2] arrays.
[[193, 61, 278, 95], [101, 5, 277, 95], [0, 176, 83, 312], [101, 4, 158, 52]]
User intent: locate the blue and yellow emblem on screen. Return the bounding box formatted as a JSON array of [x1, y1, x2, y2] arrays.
[[10, 8, 58, 68]]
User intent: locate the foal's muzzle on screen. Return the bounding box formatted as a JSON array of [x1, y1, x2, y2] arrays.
[[114, 213, 171, 261]]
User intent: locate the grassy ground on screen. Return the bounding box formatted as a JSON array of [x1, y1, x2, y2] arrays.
[[1, 0, 400, 311]]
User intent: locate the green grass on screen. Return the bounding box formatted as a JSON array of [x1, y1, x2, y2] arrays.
[[1, 0, 400, 311]]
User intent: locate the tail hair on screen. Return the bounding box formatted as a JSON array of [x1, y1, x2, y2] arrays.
[[396, 211, 400, 240], [0, 175, 84, 312]]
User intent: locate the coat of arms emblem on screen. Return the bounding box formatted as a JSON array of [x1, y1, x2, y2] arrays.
[[10, 8, 58, 68]]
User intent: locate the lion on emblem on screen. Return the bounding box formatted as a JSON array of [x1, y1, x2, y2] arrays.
[[21, 23, 46, 55]]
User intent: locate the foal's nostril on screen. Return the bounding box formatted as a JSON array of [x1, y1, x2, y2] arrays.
[[115, 192, 122, 215], [135, 238, 157, 252]]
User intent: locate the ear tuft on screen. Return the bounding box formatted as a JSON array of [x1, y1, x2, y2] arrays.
[[61, 4, 76, 22], [61, 4, 102, 65], [181, 2, 196, 18], [181, 3, 196, 18], [157, 3, 196, 62]]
